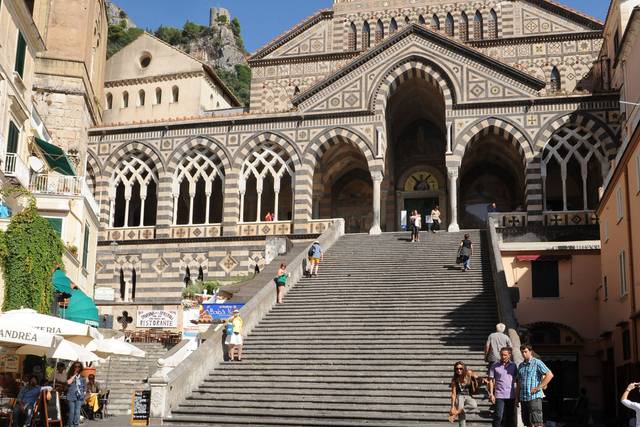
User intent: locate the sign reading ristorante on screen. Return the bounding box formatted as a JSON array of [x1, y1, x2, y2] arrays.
[[136, 310, 178, 328]]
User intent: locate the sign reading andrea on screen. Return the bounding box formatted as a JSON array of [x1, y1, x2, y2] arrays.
[[136, 310, 178, 328]]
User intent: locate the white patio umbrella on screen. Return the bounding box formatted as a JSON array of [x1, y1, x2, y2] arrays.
[[85, 338, 145, 358], [16, 338, 102, 363], [0, 318, 60, 350], [0, 309, 103, 345]]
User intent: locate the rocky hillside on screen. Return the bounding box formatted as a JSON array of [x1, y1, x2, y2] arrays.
[[106, 4, 251, 106]]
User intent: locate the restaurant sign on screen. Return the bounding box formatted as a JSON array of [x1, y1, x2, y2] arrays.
[[136, 310, 178, 328]]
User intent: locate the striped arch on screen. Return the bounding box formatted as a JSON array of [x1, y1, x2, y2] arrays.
[[166, 136, 232, 175], [104, 141, 166, 177], [534, 112, 617, 159], [302, 127, 379, 173], [454, 117, 534, 165], [370, 56, 456, 115], [232, 132, 302, 170]]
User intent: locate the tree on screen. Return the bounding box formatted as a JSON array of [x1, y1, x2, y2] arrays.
[[107, 22, 143, 58], [0, 196, 64, 312], [155, 25, 183, 45]]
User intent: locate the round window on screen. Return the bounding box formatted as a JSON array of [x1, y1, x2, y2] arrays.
[[140, 53, 152, 68]]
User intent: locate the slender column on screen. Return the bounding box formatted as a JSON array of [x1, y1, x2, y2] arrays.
[[205, 192, 212, 225], [561, 164, 568, 211], [581, 165, 588, 210], [239, 191, 245, 223], [139, 197, 146, 227], [446, 122, 453, 154], [256, 192, 262, 222], [274, 191, 280, 221], [124, 198, 131, 227], [109, 199, 115, 227], [369, 171, 383, 235], [188, 194, 195, 225], [172, 196, 178, 225], [447, 167, 460, 232]]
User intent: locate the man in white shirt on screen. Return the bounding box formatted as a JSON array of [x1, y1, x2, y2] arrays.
[[621, 382, 640, 426]]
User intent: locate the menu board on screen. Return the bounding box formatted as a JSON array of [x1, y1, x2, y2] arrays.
[[130, 390, 151, 426]]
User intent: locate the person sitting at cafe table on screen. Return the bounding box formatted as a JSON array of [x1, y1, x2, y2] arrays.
[[49, 362, 67, 387], [12, 375, 50, 427], [84, 374, 101, 419]]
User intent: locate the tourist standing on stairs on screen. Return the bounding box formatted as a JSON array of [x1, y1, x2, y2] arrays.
[[485, 323, 513, 371], [459, 234, 473, 271], [275, 263, 289, 304], [410, 210, 421, 242], [425, 211, 434, 233], [431, 206, 441, 232], [516, 344, 554, 427], [306, 240, 323, 277], [448, 361, 479, 426], [225, 309, 244, 361], [488, 347, 517, 427]]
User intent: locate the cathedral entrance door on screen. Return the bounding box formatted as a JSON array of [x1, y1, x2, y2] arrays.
[[402, 196, 439, 230]]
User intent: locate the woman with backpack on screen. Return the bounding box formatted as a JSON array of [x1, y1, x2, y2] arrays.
[[448, 361, 480, 426], [275, 263, 289, 304], [306, 241, 323, 277]]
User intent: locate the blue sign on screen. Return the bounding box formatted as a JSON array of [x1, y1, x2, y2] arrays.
[[202, 303, 245, 320]]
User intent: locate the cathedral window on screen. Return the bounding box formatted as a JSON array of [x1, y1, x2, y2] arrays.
[[488, 9, 498, 39], [390, 18, 398, 35], [419, 15, 426, 25], [138, 89, 146, 106], [445, 13, 454, 36], [542, 124, 609, 212], [459, 12, 469, 41], [404, 16, 410, 25], [173, 146, 225, 225], [431, 14, 440, 31], [110, 153, 158, 228], [155, 87, 162, 104], [474, 11, 483, 40], [172, 85, 180, 103], [375, 19, 384, 43], [122, 91, 129, 108], [239, 143, 294, 223], [362, 21, 371, 49], [550, 67, 561, 92], [348, 22, 357, 51], [106, 92, 113, 110]]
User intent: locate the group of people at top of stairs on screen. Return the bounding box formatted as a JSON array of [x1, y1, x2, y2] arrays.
[[409, 206, 442, 242], [448, 323, 555, 427]]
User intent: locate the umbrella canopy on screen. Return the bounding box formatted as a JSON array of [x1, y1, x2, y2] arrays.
[[86, 338, 145, 358], [52, 268, 74, 295], [0, 318, 59, 349], [58, 289, 100, 328], [0, 309, 102, 345], [16, 338, 101, 363]]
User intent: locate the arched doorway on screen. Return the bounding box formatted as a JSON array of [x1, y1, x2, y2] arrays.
[[313, 142, 372, 233], [459, 128, 526, 228], [384, 70, 448, 230]]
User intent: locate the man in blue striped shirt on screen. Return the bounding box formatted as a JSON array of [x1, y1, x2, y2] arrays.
[[515, 344, 554, 427]]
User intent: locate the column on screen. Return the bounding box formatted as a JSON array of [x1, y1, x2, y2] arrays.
[[139, 197, 146, 227], [369, 171, 383, 235], [447, 166, 460, 232], [172, 196, 179, 225]]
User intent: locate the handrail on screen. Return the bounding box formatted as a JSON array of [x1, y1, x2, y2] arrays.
[[148, 219, 345, 423], [486, 217, 523, 365]]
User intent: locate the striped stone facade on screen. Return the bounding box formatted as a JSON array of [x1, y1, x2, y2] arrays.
[[89, 0, 621, 309]]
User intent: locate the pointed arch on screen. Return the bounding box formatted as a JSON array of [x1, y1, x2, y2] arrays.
[[375, 19, 384, 43], [474, 10, 483, 40], [362, 21, 371, 49], [459, 12, 469, 41], [404, 16, 410, 25], [348, 22, 357, 51], [105, 92, 113, 110], [172, 85, 179, 103], [488, 9, 498, 38], [431, 14, 440, 31], [418, 15, 426, 25], [122, 91, 129, 108], [155, 87, 162, 105], [550, 66, 561, 92], [390, 18, 398, 35], [445, 13, 454, 36], [138, 89, 145, 106]]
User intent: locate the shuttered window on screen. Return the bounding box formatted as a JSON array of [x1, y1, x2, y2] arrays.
[[82, 224, 90, 270], [7, 121, 19, 154], [15, 32, 27, 78]]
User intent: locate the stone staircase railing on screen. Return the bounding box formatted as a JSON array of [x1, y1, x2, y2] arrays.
[[148, 219, 345, 423]]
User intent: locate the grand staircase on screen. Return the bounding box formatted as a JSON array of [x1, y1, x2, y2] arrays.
[[95, 342, 169, 415], [165, 231, 497, 426]]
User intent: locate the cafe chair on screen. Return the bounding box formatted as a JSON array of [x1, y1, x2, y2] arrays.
[[95, 390, 110, 419]]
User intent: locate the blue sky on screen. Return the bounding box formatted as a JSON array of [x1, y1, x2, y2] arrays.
[[114, 0, 609, 53]]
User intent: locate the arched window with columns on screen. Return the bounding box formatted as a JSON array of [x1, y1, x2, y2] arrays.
[[348, 22, 357, 51], [375, 19, 384, 43], [459, 12, 469, 41], [362, 21, 371, 49], [445, 13, 454, 36], [172, 147, 225, 225], [488, 9, 498, 38], [473, 11, 483, 40], [542, 124, 609, 211], [110, 152, 158, 228], [239, 143, 294, 223]]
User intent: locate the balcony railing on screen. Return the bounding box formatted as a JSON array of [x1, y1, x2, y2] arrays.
[[29, 174, 100, 216], [490, 211, 598, 228], [3, 153, 30, 188]]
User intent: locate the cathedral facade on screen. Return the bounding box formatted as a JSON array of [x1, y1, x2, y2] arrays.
[[88, 0, 619, 314]]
